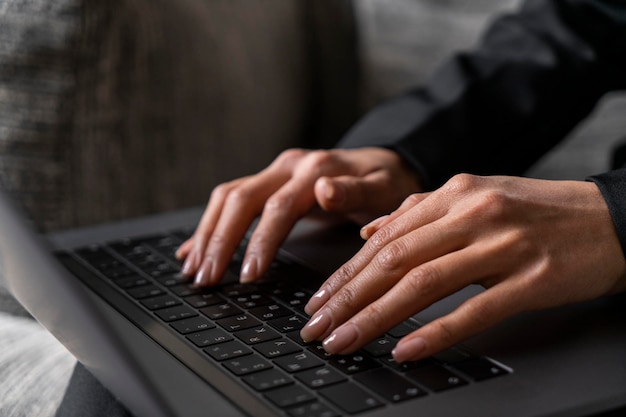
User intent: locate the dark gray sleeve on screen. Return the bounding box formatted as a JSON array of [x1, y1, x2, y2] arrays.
[[338, 0, 626, 190]]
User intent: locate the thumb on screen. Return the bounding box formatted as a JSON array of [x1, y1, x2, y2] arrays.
[[314, 173, 398, 223]]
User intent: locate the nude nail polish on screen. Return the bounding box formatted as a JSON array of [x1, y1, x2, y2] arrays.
[[323, 323, 359, 354], [392, 337, 427, 363], [300, 310, 331, 342], [304, 287, 329, 316], [240, 256, 257, 283]]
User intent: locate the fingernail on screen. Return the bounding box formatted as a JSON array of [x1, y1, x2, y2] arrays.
[[240, 256, 257, 283], [360, 215, 389, 240], [304, 287, 329, 316], [300, 310, 331, 342], [392, 337, 427, 363], [194, 260, 211, 287], [182, 258, 194, 276], [323, 323, 359, 354]]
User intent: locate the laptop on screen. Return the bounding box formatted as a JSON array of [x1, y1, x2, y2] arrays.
[[0, 189, 625, 417]]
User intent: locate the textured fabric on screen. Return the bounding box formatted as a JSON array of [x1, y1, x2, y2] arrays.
[[0, 0, 79, 230], [0, 312, 75, 417]]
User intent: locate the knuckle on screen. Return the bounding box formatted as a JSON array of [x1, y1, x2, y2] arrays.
[[226, 187, 253, 206], [431, 318, 456, 346], [332, 284, 360, 312], [210, 182, 231, 201], [265, 193, 294, 213], [443, 173, 479, 195], [275, 148, 307, 167], [374, 241, 407, 273], [362, 302, 387, 331], [404, 264, 441, 298], [472, 189, 509, 220], [298, 150, 336, 175], [367, 225, 394, 252], [208, 233, 227, 248]]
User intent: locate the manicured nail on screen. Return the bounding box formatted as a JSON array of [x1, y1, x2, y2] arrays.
[[304, 287, 329, 316], [360, 215, 389, 240], [240, 256, 257, 284], [194, 267, 206, 287], [323, 323, 359, 354], [194, 258, 212, 286], [180, 258, 191, 276], [300, 310, 331, 342], [392, 337, 427, 363]]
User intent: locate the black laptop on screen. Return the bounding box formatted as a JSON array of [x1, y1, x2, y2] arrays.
[[0, 191, 625, 417]]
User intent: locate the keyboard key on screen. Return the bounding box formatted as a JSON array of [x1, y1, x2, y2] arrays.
[[187, 328, 232, 347], [275, 352, 324, 373], [185, 292, 225, 308], [141, 294, 181, 310], [433, 348, 472, 364], [216, 314, 262, 332], [387, 321, 419, 338], [286, 330, 309, 346], [249, 304, 292, 321], [264, 384, 315, 408], [268, 314, 307, 333], [355, 368, 426, 402], [154, 305, 197, 322], [204, 340, 252, 361], [329, 353, 380, 374], [242, 368, 292, 391], [318, 382, 383, 414], [221, 283, 259, 297], [452, 358, 508, 381], [200, 303, 242, 320], [223, 355, 272, 376], [127, 285, 164, 300], [154, 273, 188, 287], [170, 316, 215, 334], [380, 355, 436, 372], [170, 284, 203, 297], [362, 335, 398, 357], [232, 293, 273, 309], [287, 401, 339, 417], [295, 367, 346, 389], [114, 275, 150, 289], [101, 266, 136, 280], [406, 364, 468, 391], [254, 339, 302, 359], [307, 343, 332, 360], [235, 326, 281, 345]]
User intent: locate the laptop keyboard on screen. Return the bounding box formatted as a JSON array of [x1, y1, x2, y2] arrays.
[[58, 229, 510, 416]]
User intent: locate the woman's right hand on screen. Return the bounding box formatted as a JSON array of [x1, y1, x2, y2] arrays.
[[176, 147, 422, 286]]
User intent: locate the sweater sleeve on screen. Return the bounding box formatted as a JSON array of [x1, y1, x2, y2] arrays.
[[588, 169, 626, 257], [338, 0, 626, 190]]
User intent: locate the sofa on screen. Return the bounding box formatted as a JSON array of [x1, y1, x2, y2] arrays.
[[1, 0, 624, 416]]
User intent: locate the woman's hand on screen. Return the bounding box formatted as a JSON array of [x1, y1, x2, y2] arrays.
[[176, 147, 421, 286], [301, 174, 626, 362]]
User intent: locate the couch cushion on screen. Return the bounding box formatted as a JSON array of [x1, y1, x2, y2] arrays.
[[1, 0, 321, 231]]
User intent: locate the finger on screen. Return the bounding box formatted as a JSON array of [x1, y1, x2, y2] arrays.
[[303, 192, 444, 316], [360, 192, 432, 239], [392, 280, 528, 362], [314, 172, 403, 224], [240, 176, 319, 283], [182, 179, 245, 277], [175, 238, 194, 261], [194, 171, 292, 285], [301, 215, 468, 343]]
